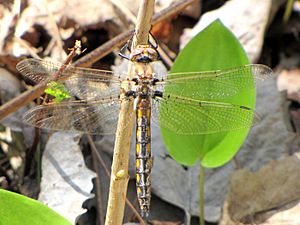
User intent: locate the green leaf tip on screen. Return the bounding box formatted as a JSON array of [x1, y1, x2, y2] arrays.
[[0, 189, 72, 225]]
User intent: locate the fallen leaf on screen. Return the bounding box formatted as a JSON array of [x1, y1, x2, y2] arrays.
[[38, 132, 96, 223], [151, 20, 173, 41], [222, 154, 300, 223]]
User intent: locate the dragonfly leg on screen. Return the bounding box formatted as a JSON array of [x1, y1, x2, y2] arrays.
[[119, 42, 131, 60], [119, 32, 135, 60], [152, 90, 163, 98], [148, 31, 158, 49]]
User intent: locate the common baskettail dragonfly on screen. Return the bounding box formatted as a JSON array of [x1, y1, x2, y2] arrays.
[[16, 40, 272, 217]]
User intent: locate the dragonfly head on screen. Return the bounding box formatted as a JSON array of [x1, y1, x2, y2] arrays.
[[131, 45, 158, 63]]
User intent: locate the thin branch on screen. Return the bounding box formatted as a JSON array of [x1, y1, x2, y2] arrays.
[[88, 136, 104, 225]]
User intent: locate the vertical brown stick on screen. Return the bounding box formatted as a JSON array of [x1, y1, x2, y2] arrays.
[[134, 0, 155, 45], [104, 1, 155, 224]]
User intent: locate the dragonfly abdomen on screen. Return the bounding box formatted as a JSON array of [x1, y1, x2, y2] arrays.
[[136, 98, 151, 217]]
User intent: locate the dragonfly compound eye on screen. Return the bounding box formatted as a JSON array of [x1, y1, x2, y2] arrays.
[[136, 56, 153, 63], [125, 90, 136, 98]]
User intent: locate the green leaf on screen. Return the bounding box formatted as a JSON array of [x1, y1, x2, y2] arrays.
[[0, 189, 72, 225], [45, 81, 71, 103], [161, 20, 254, 168]]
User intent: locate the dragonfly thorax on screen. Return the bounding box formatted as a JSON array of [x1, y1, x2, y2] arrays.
[[137, 84, 151, 99]]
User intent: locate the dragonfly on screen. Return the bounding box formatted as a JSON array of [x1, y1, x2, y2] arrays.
[[16, 40, 272, 217]]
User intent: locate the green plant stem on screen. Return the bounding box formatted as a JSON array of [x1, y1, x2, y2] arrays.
[[199, 164, 205, 225], [283, 0, 294, 23]]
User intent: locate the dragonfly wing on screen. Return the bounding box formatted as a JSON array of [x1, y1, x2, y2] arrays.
[[63, 77, 120, 100], [155, 64, 273, 101], [16, 58, 125, 100], [16, 58, 57, 83], [23, 98, 132, 135], [152, 95, 259, 135]]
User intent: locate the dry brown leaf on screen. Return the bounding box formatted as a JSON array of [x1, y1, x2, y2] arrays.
[[38, 132, 96, 223], [151, 20, 173, 41], [222, 154, 300, 224]]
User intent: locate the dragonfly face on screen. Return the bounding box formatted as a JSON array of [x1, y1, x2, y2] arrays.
[[16, 39, 273, 218], [130, 45, 159, 63]]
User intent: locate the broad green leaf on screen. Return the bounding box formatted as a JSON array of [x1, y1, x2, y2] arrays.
[[0, 189, 72, 225], [161, 20, 254, 168], [45, 81, 71, 103]]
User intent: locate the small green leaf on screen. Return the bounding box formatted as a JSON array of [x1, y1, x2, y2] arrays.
[[161, 20, 253, 168], [0, 189, 72, 225], [45, 81, 71, 103]]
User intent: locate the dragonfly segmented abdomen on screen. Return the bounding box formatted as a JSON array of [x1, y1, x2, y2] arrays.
[[136, 98, 152, 217]]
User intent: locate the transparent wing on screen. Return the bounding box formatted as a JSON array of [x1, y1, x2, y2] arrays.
[[152, 95, 259, 135], [16, 58, 126, 100], [23, 98, 132, 135], [155, 64, 273, 101], [16, 58, 124, 83]]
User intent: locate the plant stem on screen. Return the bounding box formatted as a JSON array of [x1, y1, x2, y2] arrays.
[[199, 164, 205, 225], [104, 1, 155, 224], [283, 0, 294, 23], [104, 101, 134, 225]]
